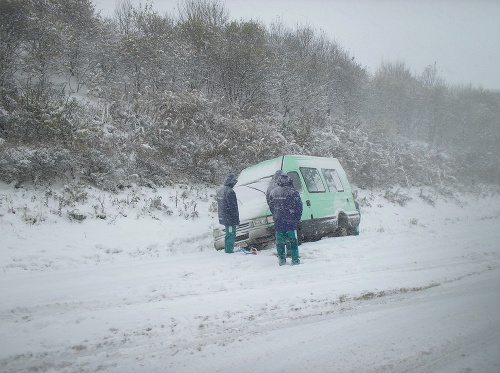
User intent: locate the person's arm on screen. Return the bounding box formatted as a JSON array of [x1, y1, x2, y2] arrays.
[[294, 192, 303, 221], [268, 191, 275, 215], [229, 189, 239, 225]]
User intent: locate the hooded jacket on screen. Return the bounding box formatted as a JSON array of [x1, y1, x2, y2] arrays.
[[266, 170, 285, 206], [216, 173, 240, 226], [269, 174, 303, 231]]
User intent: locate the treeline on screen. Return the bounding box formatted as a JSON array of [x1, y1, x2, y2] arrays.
[[0, 0, 498, 190]]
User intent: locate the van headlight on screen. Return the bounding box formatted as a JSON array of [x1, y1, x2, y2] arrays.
[[252, 216, 270, 227]]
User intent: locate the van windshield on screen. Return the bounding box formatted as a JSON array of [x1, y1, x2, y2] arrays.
[[237, 177, 272, 194], [234, 177, 272, 221], [234, 184, 270, 221], [237, 157, 283, 185]]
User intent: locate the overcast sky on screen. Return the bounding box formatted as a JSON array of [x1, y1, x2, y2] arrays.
[[93, 0, 500, 91]]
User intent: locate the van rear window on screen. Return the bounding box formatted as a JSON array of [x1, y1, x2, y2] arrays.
[[300, 167, 326, 193], [322, 169, 344, 192]]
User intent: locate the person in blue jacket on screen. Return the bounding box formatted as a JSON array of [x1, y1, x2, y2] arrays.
[[266, 170, 284, 206], [216, 173, 240, 253], [268, 174, 303, 265]]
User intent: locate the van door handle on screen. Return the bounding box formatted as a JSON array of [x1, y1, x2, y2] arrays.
[[306, 200, 311, 206]]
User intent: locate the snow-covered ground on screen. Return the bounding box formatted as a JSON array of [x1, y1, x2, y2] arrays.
[[0, 183, 499, 373]]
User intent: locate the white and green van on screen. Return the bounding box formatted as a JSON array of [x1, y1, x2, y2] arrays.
[[213, 155, 360, 250]]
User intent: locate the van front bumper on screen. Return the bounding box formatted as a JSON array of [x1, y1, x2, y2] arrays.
[[213, 218, 275, 250]]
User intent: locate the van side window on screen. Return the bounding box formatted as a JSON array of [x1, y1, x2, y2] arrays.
[[300, 167, 326, 193], [287, 171, 303, 193], [322, 169, 344, 192]]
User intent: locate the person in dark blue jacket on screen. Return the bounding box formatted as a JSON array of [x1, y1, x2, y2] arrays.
[[266, 170, 284, 206], [216, 173, 240, 253], [268, 174, 303, 265]]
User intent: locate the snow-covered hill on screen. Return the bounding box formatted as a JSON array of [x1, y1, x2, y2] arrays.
[[0, 183, 499, 372]]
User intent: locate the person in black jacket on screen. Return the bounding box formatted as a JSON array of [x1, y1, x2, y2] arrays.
[[216, 173, 240, 253], [268, 174, 303, 265]]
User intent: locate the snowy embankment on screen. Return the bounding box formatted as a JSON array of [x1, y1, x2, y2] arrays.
[[0, 183, 499, 373]]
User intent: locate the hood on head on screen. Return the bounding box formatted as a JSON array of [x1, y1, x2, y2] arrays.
[[224, 173, 238, 187], [272, 170, 285, 181], [277, 174, 293, 187]]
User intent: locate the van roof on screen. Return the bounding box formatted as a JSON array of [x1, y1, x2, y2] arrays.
[[283, 154, 342, 170], [237, 155, 341, 185], [237, 156, 283, 185]]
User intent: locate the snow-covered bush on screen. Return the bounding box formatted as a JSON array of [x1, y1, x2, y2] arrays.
[[310, 119, 463, 190], [0, 146, 73, 186], [114, 90, 299, 184], [0, 0, 497, 192]]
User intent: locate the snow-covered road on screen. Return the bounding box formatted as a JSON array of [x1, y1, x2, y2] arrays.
[[184, 269, 499, 373], [1, 186, 499, 372]]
